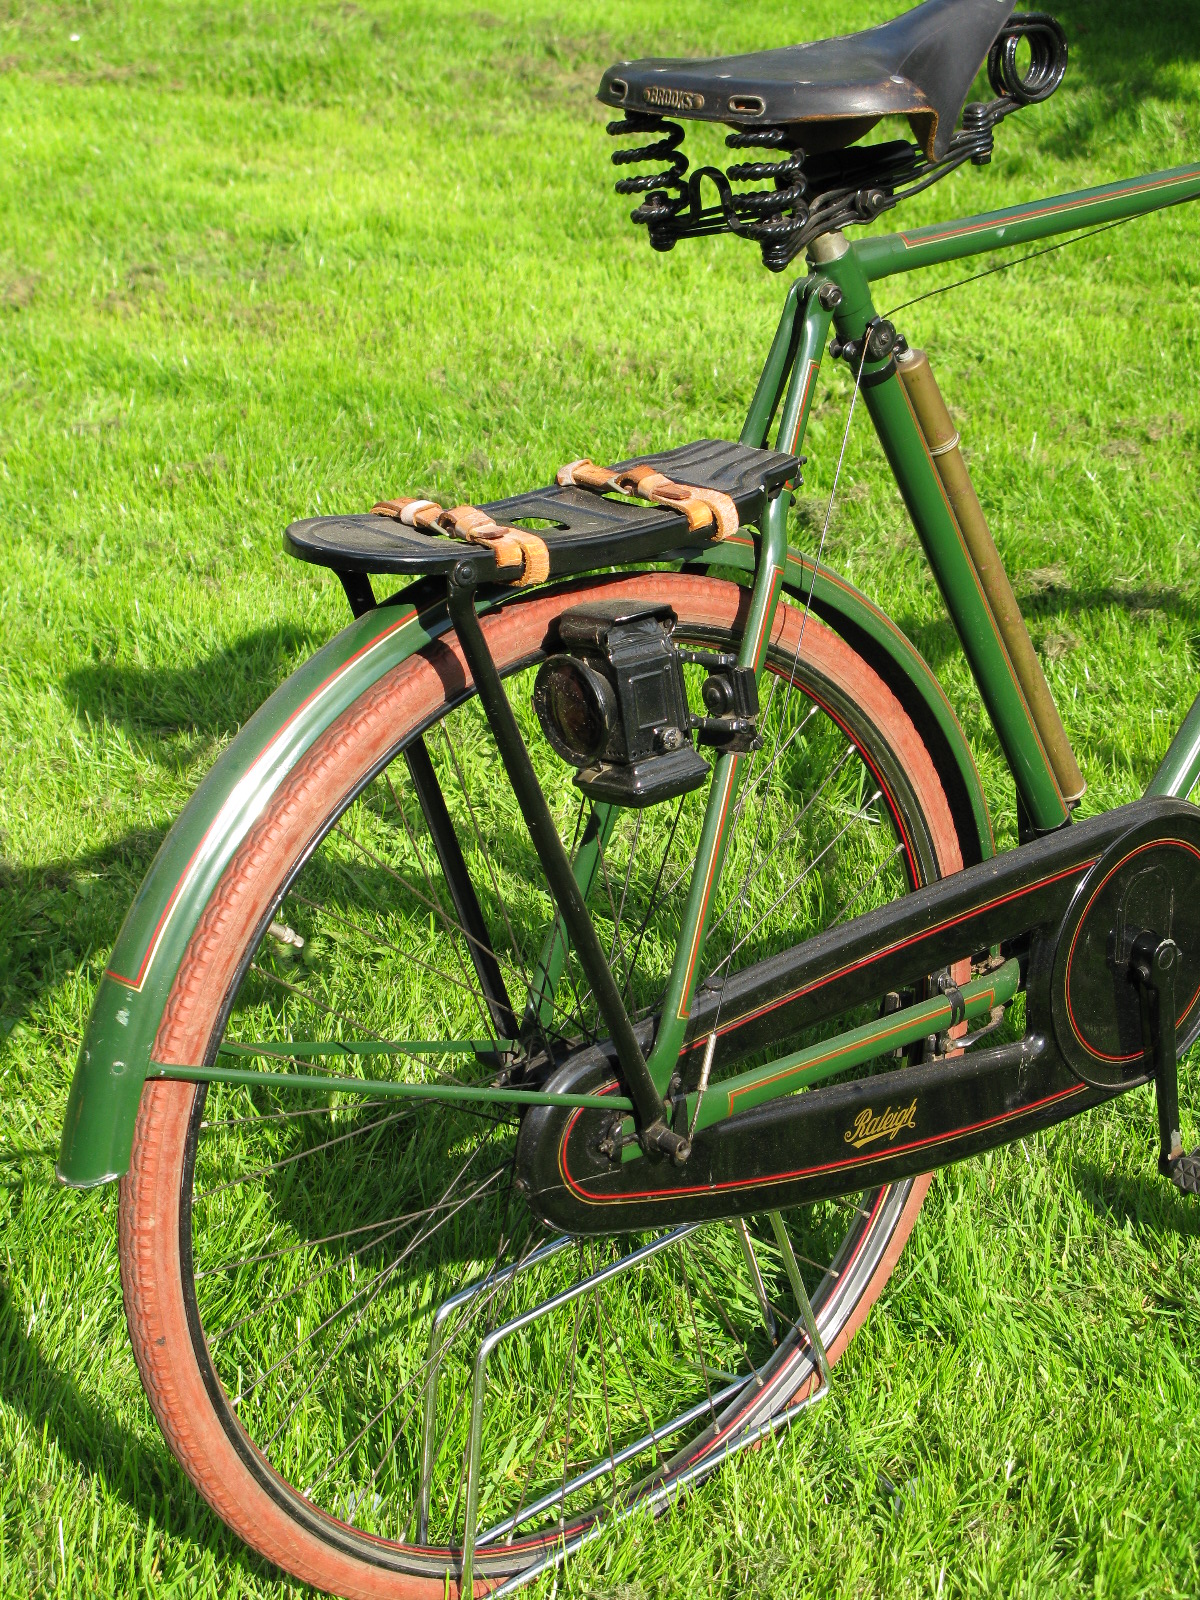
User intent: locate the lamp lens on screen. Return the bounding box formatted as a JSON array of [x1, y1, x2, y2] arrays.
[[546, 661, 605, 757]]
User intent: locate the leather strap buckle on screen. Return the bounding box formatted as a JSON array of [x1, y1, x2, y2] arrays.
[[556, 458, 739, 541], [371, 496, 550, 586]]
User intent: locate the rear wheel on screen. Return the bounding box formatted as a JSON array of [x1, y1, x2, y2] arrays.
[[119, 572, 972, 1595]]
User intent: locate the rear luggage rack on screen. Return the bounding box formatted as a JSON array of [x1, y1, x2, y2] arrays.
[[285, 439, 799, 590]]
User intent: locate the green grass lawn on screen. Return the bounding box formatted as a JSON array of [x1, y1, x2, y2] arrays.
[[3, 0, 1200, 1593]]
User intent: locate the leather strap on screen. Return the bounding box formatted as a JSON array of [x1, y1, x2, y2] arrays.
[[372, 496, 443, 530], [556, 458, 738, 541], [371, 496, 549, 586]]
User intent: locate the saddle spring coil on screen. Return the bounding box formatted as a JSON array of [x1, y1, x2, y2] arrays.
[[608, 112, 688, 199], [725, 129, 809, 222], [607, 116, 810, 266], [604, 13, 1066, 272]]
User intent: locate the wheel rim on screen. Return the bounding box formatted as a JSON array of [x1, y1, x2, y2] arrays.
[[157, 579, 957, 1579]]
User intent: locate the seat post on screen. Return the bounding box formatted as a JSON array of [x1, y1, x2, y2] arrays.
[[806, 229, 851, 265]]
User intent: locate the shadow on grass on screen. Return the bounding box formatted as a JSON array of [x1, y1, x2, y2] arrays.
[[1015, 583, 1200, 627], [0, 830, 165, 1024], [1072, 1160, 1200, 1240], [0, 1277, 278, 1583], [65, 623, 317, 741], [892, 576, 1200, 677], [0, 627, 322, 1023], [1046, 0, 1200, 156]]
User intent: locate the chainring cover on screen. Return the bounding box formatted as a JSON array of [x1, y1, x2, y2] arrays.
[[1051, 804, 1200, 1089]]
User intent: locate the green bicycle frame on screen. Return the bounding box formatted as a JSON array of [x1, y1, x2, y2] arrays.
[[741, 161, 1200, 840], [56, 161, 1200, 1186], [630, 161, 1200, 1102]]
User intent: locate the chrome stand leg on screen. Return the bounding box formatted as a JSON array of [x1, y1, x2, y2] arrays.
[[449, 1215, 833, 1596], [769, 1211, 832, 1390], [478, 1214, 835, 1599], [416, 1233, 571, 1544], [459, 1224, 697, 1595], [735, 1217, 777, 1345], [476, 1378, 748, 1548]]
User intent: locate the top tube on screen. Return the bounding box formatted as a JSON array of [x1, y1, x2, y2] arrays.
[[855, 162, 1200, 282]]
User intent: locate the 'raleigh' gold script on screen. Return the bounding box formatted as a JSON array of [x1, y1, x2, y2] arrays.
[[843, 1099, 918, 1150]]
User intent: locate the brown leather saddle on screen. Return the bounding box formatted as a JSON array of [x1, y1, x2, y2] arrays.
[[598, 0, 1021, 161]]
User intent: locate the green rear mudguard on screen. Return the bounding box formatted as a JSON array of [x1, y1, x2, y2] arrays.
[[56, 559, 992, 1188]]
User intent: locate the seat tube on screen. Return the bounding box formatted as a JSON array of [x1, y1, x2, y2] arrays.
[[643, 492, 790, 1092], [812, 236, 1069, 832]]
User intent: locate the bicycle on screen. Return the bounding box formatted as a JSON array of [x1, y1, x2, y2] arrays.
[[55, 0, 1200, 1593]]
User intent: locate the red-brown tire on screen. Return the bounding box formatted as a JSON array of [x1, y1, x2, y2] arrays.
[[119, 573, 971, 1597]]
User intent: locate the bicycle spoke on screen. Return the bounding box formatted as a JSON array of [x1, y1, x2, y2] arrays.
[[617, 794, 687, 1007], [194, 1196, 460, 1280], [706, 789, 884, 981], [590, 1247, 619, 1502], [327, 821, 499, 968], [595, 831, 635, 998], [327, 818, 589, 1049], [556, 1254, 586, 1524], [200, 1096, 393, 1131], [679, 1252, 717, 1423], [208, 1149, 512, 1357], [438, 721, 533, 981], [610, 811, 642, 964], [219, 1146, 509, 1386], [314, 1219, 539, 1505], [500, 1317, 577, 1545], [589, 1270, 667, 1472], [386, 768, 495, 1040], [242, 964, 516, 1092], [705, 741, 859, 943], [197, 1103, 418, 1201], [286, 892, 515, 1030], [684, 1235, 767, 1387], [828, 841, 907, 926], [408, 1228, 553, 1531]]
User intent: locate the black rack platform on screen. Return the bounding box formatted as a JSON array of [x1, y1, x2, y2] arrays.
[[284, 439, 798, 585]]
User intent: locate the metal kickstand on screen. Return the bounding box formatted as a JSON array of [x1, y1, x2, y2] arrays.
[[447, 1215, 833, 1597], [769, 1212, 833, 1394]]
